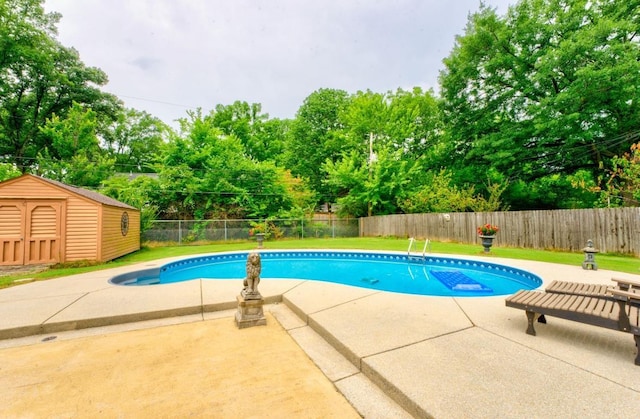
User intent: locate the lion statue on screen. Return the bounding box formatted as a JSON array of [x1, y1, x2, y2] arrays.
[[242, 251, 262, 298]]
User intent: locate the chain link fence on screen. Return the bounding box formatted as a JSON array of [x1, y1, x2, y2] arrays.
[[142, 218, 359, 244]]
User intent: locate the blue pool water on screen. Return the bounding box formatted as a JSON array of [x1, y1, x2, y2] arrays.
[[110, 250, 542, 297]]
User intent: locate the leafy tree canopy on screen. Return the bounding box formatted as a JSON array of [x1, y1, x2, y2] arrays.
[[152, 110, 314, 220], [284, 88, 353, 202], [36, 102, 115, 187], [0, 0, 122, 173], [597, 142, 640, 207], [101, 108, 170, 173], [440, 0, 640, 209], [3, 0, 637, 220], [0, 162, 20, 182]]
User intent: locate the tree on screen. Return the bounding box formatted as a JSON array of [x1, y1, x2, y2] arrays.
[[205, 101, 291, 164], [597, 141, 640, 206], [155, 110, 313, 220], [323, 146, 421, 217], [0, 0, 121, 172], [100, 174, 160, 232], [399, 169, 507, 213], [439, 0, 640, 209], [385, 87, 443, 161], [101, 108, 169, 173], [36, 103, 115, 187], [284, 88, 353, 203], [322, 150, 369, 216], [0, 162, 20, 182], [258, 117, 289, 165], [341, 89, 388, 152], [318, 87, 447, 216]]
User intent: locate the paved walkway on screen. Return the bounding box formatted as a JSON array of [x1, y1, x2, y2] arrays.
[[1, 253, 639, 417]]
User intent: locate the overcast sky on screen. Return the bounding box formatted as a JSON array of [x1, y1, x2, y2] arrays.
[[44, 0, 514, 128]]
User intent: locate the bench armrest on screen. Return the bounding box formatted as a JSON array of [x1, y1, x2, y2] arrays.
[[609, 288, 640, 302], [612, 277, 640, 290]]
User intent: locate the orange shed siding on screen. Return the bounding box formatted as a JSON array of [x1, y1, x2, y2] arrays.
[[64, 197, 99, 261], [0, 177, 64, 197], [0, 174, 140, 265], [101, 206, 140, 262]]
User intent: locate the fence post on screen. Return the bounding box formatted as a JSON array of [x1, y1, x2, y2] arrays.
[[178, 220, 182, 245], [301, 218, 304, 239], [224, 219, 227, 242]]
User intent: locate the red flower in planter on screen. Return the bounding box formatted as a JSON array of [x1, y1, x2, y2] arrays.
[[477, 224, 499, 236]]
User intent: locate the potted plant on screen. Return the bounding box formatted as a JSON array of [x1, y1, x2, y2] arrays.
[[477, 224, 499, 253]]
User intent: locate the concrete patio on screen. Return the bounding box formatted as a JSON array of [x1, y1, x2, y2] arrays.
[[1, 253, 639, 417]]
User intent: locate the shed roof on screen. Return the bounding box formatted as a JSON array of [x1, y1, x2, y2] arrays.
[[0, 174, 137, 210]]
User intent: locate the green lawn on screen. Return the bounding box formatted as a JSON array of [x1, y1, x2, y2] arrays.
[[1, 237, 638, 288]]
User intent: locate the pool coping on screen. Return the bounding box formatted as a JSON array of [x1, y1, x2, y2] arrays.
[[111, 249, 543, 297]]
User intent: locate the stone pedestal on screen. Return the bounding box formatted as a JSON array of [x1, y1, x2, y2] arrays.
[[235, 294, 266, 329], [582, 239, 598, 270]]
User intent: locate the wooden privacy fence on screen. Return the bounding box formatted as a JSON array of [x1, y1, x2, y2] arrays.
[[360, 207, 640, 256]]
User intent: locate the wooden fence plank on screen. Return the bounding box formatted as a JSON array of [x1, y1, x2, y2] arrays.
[[360, 208, 640, 256]]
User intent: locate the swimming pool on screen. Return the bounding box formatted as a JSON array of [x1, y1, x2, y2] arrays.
[[110, 250, 542, 297]]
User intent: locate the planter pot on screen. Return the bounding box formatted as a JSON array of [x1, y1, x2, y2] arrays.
[[479, 235, 495, 253], [255, 233, 265, 248]]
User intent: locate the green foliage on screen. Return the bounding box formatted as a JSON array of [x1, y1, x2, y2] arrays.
[[597, 142, 640, 207], [273, 169, 317, 218], [342, 90, 388, 149], [0, 162, 20, 182], [472, 176, 511, 212], [248, 220, 283, 240], [36, 103, 115, 187], [209, 101, 286, 162], [384, 87, 443, 160], [323, 146, 423, 217], [440, 0, 640, 209], [322, 150, 368, 216], [316, 86, 445, 216], [100, 174, 159, 232], [101, 108, 169, 172], [364, 147, 421, 215], [400, 169, 505, 213], [284, 88, 353, 202], [0, 0, 121, 172], [507, 171, 599, 210], [153, 110, 313, 220], [2, 0, 635, 220]]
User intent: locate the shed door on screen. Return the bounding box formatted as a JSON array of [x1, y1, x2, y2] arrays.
[[25, 202, 63, 265], [0, 201, 25, 265], [0, 200, 63, 266]]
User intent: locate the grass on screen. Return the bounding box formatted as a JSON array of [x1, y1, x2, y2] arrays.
[[1, 237, 638, 288]]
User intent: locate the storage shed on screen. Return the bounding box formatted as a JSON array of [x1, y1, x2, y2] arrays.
[[0, 174, 140, 266]]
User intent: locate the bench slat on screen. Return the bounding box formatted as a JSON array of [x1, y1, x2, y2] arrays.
[[546, 280, 611, 298]]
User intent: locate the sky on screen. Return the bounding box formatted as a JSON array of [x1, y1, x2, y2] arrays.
[[44, 0, 514, 128]]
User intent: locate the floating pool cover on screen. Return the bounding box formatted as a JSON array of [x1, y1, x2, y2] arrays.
[[430, 270, 493, 293]]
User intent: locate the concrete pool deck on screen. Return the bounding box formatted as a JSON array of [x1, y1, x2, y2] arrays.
[[1, 253, 640, 417]]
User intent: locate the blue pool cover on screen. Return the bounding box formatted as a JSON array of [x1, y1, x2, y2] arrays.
[[430, 270, 493, 293]]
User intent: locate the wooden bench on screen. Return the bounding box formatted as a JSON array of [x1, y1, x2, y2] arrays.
[[545, 278, 640, 298], [505, 280, 640, 365]]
